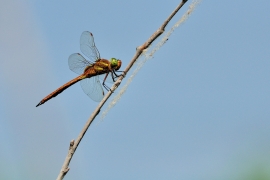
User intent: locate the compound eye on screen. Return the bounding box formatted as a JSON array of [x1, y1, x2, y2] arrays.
[[111, 58, 118, 66]]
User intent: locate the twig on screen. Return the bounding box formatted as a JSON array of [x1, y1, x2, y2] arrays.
[[101, 0, 201, 119], [56, 1, 188, 179]]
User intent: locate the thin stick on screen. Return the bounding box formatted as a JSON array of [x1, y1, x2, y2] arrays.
[[101, 0, 201, 119], [56, 1, 188, 179]]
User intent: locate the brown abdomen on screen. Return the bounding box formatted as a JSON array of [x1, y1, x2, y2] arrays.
[[36, 75, 85, 107]]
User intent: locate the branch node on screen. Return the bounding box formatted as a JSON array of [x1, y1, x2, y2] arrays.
[[63, 167, 70, 174], [136, 45, 145, 52], [115, 79, 121, 87], [159, 29, 165, 33], [121, 72, 127, 78], [69, 139, 75, 149]]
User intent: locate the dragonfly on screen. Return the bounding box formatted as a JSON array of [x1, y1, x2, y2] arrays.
[[36, 31, 122, 107]]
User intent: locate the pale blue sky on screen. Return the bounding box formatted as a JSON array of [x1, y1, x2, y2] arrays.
[[0, 0, 270, 180]]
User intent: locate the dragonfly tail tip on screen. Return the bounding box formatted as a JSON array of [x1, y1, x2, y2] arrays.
[[36, 102, 42, 107]]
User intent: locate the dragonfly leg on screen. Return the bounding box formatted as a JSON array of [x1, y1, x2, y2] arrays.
[[113, 70, 126, 79], [102, 83, 111, 92], [110, 72, 116, 82], [102, 72, 113, 92], [111, 71, 120, 82], [113, 70, 121, 77]]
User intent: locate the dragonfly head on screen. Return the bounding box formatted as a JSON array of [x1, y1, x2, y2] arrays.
[[110, 58, 122, 70]]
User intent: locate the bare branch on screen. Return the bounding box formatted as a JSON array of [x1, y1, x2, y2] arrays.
[[101, 0, 201, 119], [56, 1, 188, 179]]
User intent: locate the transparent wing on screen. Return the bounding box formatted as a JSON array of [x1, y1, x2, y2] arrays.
[[80, 76, 104, 102], [68, 53, 92, 75], [80, 31, 100, 62]]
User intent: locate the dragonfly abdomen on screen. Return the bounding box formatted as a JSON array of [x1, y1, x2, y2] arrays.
[[36, 75, 85, 107]]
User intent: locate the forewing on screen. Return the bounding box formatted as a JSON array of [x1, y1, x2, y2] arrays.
[[80, 76, 104, 102], [68, 53, 92, 75], [80, 31, 100, 62]]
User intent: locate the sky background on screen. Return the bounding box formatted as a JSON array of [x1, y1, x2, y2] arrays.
[[1, 0, 270, 180]]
